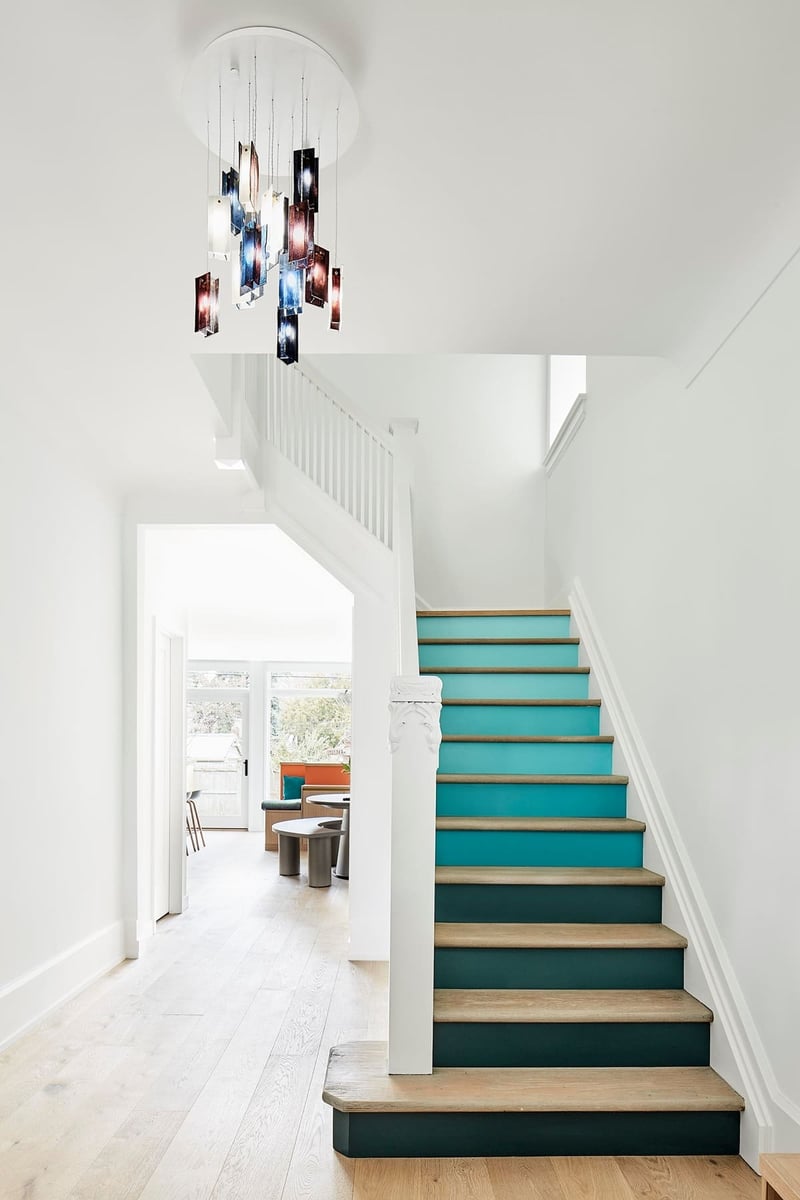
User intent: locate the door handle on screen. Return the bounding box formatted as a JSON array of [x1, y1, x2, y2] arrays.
[[243, 758, 249, 777]]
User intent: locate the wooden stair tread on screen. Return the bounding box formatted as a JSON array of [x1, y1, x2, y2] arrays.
[[434, 923, 688, 949], [441, 734, 612, 743], [435, 866, 665, 886], [436, 816, 645, 832], [418, 637, 580, 645], [418, 609, 571, 617], [433, 989, 713, 1024], [437, 774, 628, 785], [442, 698, 601, 707], [421, 665, 589, 674], [760, 1156, 800, 1200], [323, 1043, 743, 1113]]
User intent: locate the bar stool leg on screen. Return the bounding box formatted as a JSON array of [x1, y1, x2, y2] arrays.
[[278, 835, 300, 876], [186, 812, 199, 852], [308, 839, 332, 888], [189, 798, 205, 847]]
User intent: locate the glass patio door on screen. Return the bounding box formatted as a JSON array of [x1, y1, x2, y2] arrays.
[[186, 688, 249, 829]]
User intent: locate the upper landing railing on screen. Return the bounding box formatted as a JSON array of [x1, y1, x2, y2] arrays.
[[263, 358, 394, 549]]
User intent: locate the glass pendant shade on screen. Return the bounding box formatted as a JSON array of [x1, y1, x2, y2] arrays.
[[208, 277, 220, 335], [194, 271, 219, 337], [330, 268, 341, 330], [279, 263, 304, 314], [288, 203, 310, 265], [238, 142, 259, 212], [262, 190, 287, 267], [194, 271, 211, 333], [277, 310, 299, 364], [208, 196, 231, 261], [306, 245, 329, 309]]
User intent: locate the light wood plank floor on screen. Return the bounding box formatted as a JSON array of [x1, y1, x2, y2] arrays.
[[0, 833, 760, 1199]]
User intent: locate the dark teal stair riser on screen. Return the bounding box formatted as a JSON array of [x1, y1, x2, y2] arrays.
[[435, 830, 643, 868], [332, 1109, 740, 1158], [440, 705, 600, 737], [434, 883, 662, 923], [433, 947, 685, 989], [432, 1021, 710, 1068], [436, 781, 627, 818], [435, 673, 589, 700], [438, 741, 613, 774], [419, 643, 580, 668]]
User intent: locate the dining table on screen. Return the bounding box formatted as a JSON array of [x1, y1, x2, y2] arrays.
[[306, 793, 350, 878]]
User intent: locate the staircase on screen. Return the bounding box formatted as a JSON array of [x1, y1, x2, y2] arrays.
[[323, 609, 744, 1158]]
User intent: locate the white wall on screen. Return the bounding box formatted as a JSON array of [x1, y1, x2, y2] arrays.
[[0, 400, 124, 1047], [308, 355, 548, 608], [545, 249, 800, 1150]]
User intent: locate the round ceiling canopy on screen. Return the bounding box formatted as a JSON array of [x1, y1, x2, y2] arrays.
[[181, 26, 359, 176]]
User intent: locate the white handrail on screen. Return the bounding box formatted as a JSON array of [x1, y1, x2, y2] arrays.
[[263, 358, 394, 549]]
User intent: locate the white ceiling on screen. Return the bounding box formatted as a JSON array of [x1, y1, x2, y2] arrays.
[[4, 1, 800, 488], [145, 525, 353, 660]]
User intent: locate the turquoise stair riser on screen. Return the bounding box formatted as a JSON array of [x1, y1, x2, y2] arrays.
[[440, 705, 600, 737], [432, 1022, 710, 1068], [419, 643, 580, 668], [438, 741, 613, 775], [433, 947, 684, 990], [416, 615, 572, 639], [435, 673, 589, 700], [436, 781, 627, 818], [332, 1110, 740, 1158], [434, 884, 662, 924], [435, 830, 643, 868]]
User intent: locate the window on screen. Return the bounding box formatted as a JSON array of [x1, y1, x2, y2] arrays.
[[548, 355, 586, 447], [267, 668, 351, 798], [188, 668, 250, 689]]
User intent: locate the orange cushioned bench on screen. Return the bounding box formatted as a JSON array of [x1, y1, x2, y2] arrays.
[[263, 761, 350, 851]]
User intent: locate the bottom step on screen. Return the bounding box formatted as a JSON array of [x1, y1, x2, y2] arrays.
[[323, 1042, 743, 1159]]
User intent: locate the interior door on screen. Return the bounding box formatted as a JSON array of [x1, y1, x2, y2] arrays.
[[153, 631, 172, 920], [187, 693, 249, 829]]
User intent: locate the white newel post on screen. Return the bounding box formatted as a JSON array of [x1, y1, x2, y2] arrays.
[[388, 675, 442, 1074]]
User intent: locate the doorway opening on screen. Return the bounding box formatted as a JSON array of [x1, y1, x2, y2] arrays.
[[140, 523, 354, 923]]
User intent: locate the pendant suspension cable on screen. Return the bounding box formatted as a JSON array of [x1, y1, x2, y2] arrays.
[[253, 52, 258, 148], [248, 77, 252, 144], [218, 82, 222, 176], [335, 105, 340, 264], [270, 97, 275, 190], [206, 118, 211, 196], [300, 74, 305, 144]]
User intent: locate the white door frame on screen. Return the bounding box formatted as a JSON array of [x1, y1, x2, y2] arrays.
[[153, 622, 187, 920]]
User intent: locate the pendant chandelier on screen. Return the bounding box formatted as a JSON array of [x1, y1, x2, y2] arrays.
[[182, 28, 359, 363]]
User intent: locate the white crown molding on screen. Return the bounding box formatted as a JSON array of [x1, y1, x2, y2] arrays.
[[543, 393, 587, 477], [568, 576, 799, 1162]]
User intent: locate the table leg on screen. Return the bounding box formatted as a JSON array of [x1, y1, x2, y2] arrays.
[[308, 839, 332, 888], [335, 809, 350, 879], [278, 835, 300, 876]]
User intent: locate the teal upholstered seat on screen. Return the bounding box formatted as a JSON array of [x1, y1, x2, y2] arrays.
[[261, 798, 302, 812]]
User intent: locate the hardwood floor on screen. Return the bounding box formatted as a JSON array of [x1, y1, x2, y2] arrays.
[[0, 833, 759, 1199]]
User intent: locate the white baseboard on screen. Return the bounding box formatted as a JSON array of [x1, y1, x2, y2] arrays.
[[0, 920, 126, 1051], [569, 577, 800, 1166]]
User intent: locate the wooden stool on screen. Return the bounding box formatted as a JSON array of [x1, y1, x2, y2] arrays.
[[272, 818, 343, 888], [761, 1155, 800, 1200]]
